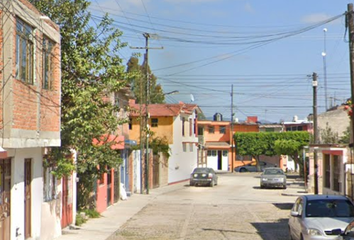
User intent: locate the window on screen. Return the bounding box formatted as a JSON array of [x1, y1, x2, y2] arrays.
[[333, 155, 341, 192], [183, 143, 187, 152], [43, 163, 56, 201], [42, 36, 54, 89], [151, 118, 158, 127], [223, 150, 228, 156], [189, 119, 192, 136], [189, 143, 193, 152], [16, 18, 33, 84], [219, 126, 226, 134], [208, 126, 215, 134], [129, 118, 132, 130], [182, 117, 185, 136]]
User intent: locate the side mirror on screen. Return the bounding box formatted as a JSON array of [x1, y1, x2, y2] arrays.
[[290, 211, 300, 217]]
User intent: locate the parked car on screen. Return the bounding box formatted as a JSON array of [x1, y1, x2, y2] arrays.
[[288, 195, 354, 240], [234, 161, 271, 172], [260, 167, 286, 189], [190, 167, 218, 187]]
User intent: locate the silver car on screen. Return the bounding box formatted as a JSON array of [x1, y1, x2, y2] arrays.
[[260, 167, 286, 189], [288, 195, 354, 240]]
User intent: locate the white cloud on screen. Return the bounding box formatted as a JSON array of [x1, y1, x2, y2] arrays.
[[244, 3, 254, 13], [301, 13, 332, 24]]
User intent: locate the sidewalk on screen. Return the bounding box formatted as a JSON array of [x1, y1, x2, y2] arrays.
[[281, 174, 308, 197], [55, 182, 186, 240]]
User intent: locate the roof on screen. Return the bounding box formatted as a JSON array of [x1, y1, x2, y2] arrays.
[[129, 99, 201, 117], [259, 124, 283, 128]]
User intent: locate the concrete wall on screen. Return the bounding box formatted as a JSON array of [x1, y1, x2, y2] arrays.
[[317, 106, 349, 142]]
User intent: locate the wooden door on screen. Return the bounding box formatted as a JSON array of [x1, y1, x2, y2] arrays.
[[0, 159, 11, 240], [24, 159, 31, 239], [61, 176, 73, 228]]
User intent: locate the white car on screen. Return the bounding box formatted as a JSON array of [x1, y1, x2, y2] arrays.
[[288, 195, 354, 240]]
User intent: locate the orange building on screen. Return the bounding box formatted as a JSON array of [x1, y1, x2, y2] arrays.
[[198, 115, 259, 172]]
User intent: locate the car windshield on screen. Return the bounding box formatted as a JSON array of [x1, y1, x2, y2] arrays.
[[306, 199, 354, 218], [263, 169, 283, 175], [193, 168, 209, 173]]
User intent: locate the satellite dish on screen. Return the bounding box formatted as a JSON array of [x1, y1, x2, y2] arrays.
[[190, 94, 195, 102]]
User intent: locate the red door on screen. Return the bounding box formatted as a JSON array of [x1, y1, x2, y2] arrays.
[[24, 159, 31, 239], [61, 176, 73, 228]]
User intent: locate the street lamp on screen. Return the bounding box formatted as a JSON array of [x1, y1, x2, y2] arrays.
[[322, 28, 328, 110]]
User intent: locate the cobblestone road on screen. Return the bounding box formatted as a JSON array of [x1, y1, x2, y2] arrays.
[[110, 173, 301, 240]]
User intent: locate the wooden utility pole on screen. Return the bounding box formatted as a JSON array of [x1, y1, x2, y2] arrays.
[[348, 4, 354, 148], [312, 72, 319, 194], [130, 33, 163, 194]]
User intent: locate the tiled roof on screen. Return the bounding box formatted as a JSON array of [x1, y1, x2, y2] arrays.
[[129, 100, 200, 117]]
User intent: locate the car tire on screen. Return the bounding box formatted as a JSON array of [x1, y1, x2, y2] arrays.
[[240, 168, 247, 172], [190, 182, 194, 186], [283, 185, 287, 189], [260, 185, 264, 189], [210, 181, 215, 187]]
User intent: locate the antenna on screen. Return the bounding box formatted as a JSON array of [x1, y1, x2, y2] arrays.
[[190, 94, 195, 102]]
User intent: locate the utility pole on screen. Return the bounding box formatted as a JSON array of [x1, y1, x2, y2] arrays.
[[230, 84, 234, 173], [312, 72, 319, 194], [348, 4, 354, 148], [130, 33, 163, 194]]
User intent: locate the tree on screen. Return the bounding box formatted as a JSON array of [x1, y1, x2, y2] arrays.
[[30, 0, 129, 209], [320, 123, 339, 144], [126, 56, 165, 104], [234, 131, 310, 171]]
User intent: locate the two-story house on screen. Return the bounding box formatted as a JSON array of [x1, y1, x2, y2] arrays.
[[129, 100, 201, 185], [198, 114, 259, 172], [1, 1, 63, 239]]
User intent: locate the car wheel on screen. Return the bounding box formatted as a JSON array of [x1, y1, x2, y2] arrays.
[[240, 168, 247, 172], [283, 185, 287, 189], [210, 181, 215, 187], [260, 184, 264, 189], [190, 182, 194, 186]]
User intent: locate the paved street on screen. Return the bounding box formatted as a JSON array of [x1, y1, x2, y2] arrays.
[[107, 173, 303, 240]]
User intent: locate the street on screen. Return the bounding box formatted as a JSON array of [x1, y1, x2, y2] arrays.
[[110, 173, 301, 240]]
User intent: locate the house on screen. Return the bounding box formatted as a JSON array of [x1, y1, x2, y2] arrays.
[[283, 115, 313, 133], [307, 144, 353, 196], [129, 100, 201, 185], [198, 115, 259, 172], [93, 85, 135, 214], [1, 1, 64, 239], [317, 104, 350, 143]]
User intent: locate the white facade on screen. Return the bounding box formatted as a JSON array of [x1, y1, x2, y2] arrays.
[[206, 150, 229, 171], [168, 112, 198, 183]]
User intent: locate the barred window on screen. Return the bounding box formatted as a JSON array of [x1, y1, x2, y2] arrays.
[[16, 18, 34, 84]]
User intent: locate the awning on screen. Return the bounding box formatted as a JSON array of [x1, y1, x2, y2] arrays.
[[205, 141, 230, 149]]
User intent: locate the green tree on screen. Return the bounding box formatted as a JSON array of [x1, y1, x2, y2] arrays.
[[30, 0, 129, 209], [320, 123, 339, 144], [126, 56, 164, 104], [234, 131, 310, 171], [339, 126, 350, 144]]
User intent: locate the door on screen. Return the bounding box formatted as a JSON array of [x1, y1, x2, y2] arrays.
[[107, 169, 112, 206], [0, 159, 11, 240], [24, 159, 31, 239], [217, 151, 222, 170], [153, 156, 159, 188], [61, 176, 73, 228]]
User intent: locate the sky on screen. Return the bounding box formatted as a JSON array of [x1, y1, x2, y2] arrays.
[[89, 0, 353, 123]]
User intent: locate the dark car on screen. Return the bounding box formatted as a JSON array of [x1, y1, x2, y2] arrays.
[[234, 161, 271, 172], [190, 167, 218, 187]]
